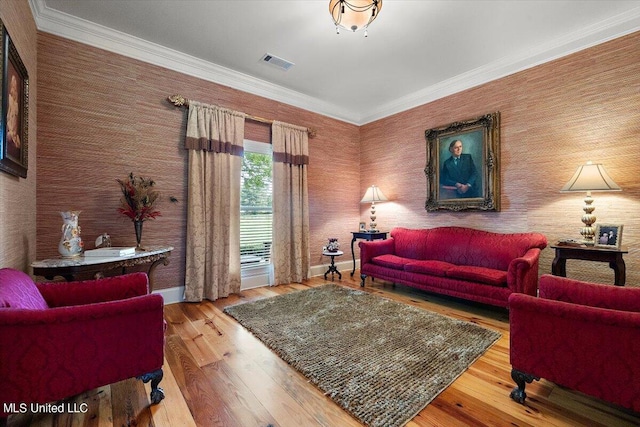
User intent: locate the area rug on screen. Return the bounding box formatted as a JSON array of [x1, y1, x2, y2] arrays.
[[224, 285, 501, 427]]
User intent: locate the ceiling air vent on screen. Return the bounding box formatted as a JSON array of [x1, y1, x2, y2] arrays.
[[260, 53, 295, 71]]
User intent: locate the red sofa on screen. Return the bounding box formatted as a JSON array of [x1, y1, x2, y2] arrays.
[[359, 227, 547, 308], [0, 269, 166, 422], [510, 275, 640, 412]]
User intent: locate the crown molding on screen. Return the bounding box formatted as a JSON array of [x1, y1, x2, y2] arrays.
[[28, 0, 360, 125], [29, 0, 640, 126], [361, 6, 640, 124]]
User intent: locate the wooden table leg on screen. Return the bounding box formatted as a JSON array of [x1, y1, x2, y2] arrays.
[[147, 257, 170, 293], [551, 254, 566, 277], [350, 236, 357, 277], [611, 255, 626, 286]]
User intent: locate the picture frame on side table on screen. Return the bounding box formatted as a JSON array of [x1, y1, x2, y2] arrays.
[[359, 222, 366, 232], [424, 112, 500, 212], [0, 18, 29, 178], [594, 224, 623, 249]]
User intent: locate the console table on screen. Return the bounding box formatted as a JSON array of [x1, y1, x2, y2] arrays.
[[551, 243, 627, 286], [31, 245, 173, 292], [350, 231, 388, 276]]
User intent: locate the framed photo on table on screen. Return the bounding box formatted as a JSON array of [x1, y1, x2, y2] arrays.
[[0, 19, 29, 178], [424, 112, 500, 212], [594, 224, 623, 249], [359, 222, 366, 232]]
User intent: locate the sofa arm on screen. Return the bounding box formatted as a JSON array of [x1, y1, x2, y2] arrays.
[[508, 292, 640, 411], [539, 274, 640, 312], [359, 238, 395, 265], [37, 272, 150, 307], [0, 294, 165, 408], [506, 248, 541, 296]]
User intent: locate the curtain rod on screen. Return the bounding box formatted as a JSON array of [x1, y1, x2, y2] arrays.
[[168, 94, 317, 138]]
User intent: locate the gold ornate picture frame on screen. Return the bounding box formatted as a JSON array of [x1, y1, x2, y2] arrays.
[[424, 112, 500, 212], [0, 19, 29, 178], [594, 224, 623, 249]]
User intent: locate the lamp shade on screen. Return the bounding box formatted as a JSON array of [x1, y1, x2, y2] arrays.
[[560, 161, 621, 192], [360, 185, 388, 203], [329, 0, 382, 33]]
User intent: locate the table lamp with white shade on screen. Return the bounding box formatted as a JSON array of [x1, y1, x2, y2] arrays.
[[560, 161, 621, 245], [360, 185, 388, 232]]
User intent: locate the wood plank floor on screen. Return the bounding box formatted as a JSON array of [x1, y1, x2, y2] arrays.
[[6, 275, 640, 427]]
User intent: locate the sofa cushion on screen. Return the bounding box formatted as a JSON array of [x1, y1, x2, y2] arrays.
[[404, 260, 455, 277], [371, 254, 412, 270], [0, 268, 49, 309], [446, 265, 507, 287], [390, 228, 432, 260]]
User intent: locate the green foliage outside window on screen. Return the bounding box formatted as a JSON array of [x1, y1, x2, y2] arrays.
[[241, 152, 272, 210]]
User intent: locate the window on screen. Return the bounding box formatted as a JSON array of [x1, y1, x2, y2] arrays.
[[240, 140, 272, 288]]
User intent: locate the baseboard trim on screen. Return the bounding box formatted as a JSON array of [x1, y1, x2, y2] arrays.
[[154, 286, 185, 305], [158, 258, 360, 305]]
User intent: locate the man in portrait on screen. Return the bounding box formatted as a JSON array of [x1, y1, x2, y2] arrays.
[[440, 139, 479, 198]]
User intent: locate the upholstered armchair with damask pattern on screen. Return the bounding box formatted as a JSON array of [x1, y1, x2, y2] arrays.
[[509, 274, 640, 412], [0, 269, 165, 423]]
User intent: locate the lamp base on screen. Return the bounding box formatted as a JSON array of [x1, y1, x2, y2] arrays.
[[369, 203, 378, 233], [579, 193, 596, 245], [580, 229, 596, 246]]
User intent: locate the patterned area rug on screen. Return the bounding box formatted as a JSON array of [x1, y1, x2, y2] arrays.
[[224, 285, 501, 427]]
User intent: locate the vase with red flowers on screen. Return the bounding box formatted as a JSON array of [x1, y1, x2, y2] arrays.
[[117, 173, 161, 249]]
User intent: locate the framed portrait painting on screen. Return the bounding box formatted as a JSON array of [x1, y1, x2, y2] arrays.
[[0, 19, 29, 178], [594, 224, 623, 249], [424, 112, 500, 211]]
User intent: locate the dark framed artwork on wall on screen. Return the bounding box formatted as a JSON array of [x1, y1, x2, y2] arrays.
[[0, 19, 29, 178], [424, 112, 500, 212]]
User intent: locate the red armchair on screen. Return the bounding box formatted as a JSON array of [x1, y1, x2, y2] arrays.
[[509, 274, 640, 412], [0, 269, 165, 422]]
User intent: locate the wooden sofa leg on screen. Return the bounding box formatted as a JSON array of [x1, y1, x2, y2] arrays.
[[510, 368, 539, 404], [360, 274, 367, 287], [138, 368, 165, 404]]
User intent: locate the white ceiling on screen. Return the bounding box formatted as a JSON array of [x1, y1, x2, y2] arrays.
[[31, 0, 640, 125]]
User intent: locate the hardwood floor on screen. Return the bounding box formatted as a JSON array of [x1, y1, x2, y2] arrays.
[[6, 275, 640, 427]]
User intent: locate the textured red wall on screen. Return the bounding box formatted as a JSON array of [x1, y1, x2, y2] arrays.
[[0, 0, 37, 272], [36, 29, 640, 289], [36, 33, 360, 290], [359, 31, 640, 286]]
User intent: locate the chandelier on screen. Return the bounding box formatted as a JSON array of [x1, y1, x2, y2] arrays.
[[329, 0, 383, 36]]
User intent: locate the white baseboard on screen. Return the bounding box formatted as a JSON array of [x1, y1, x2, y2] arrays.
[[309, 258, 359, 280], [154, 286, 185, 305], [158, 258, 360, 305]]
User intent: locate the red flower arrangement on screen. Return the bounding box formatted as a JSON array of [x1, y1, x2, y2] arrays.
[[116, 173, 161, 222]]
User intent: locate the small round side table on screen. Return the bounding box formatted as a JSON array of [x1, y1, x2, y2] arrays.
[[322, 250, 343, 281]]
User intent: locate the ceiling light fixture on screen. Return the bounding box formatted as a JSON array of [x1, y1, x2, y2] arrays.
[[329, 0, 382, 37]]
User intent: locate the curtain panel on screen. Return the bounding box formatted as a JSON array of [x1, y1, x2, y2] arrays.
[[184, 102, 245, 302], [271, 121, 310, 285]]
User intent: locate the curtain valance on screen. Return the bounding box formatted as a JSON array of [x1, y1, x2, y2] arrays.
[[272, 121, 309, 165], [185, 101, 245, 155]]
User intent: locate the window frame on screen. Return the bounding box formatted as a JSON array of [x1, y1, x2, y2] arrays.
[[240, 139, 273, 289]]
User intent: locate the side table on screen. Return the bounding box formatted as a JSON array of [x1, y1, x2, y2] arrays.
[[31, 245, 173, 293], [323, 250, 343, 281], [350, 231, 388, 276], [551, 243, 628, 286]]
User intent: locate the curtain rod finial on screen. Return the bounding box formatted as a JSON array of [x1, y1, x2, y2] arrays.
[[168, 94, 188, 107]]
